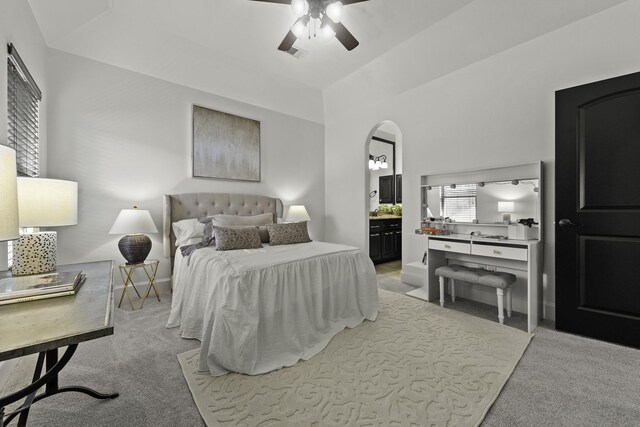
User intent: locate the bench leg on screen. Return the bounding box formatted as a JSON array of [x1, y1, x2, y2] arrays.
[[506, 287, 512, 318], [496, 288, 505, 324], [439, 277, 445, 308], [450, 279, 456, 302]]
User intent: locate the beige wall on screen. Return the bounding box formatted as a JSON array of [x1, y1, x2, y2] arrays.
[[323, 1, 640, 320], [45, 49, 325, 283]]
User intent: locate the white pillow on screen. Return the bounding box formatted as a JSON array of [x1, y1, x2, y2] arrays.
[[172, 219, 205, 246]]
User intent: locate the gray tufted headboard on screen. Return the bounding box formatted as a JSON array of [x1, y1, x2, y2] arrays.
[[163, 193, 283, 267]]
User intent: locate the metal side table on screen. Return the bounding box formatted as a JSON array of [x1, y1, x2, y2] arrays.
[[117, 259, 160, 310]]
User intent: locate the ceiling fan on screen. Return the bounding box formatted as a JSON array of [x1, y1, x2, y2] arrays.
[[250, 0, 370, 52]]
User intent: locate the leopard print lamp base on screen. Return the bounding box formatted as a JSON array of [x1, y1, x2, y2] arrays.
[[12, 231, 57, 276]]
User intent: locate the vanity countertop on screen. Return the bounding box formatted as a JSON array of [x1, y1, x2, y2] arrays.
[[370, 215, 402, 220], [427, 233, 540, 246]]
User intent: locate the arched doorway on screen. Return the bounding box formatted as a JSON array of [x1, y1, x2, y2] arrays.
[[365, 121, 403, 276]]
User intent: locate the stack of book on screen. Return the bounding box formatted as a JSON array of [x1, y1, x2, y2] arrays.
[[0, 271, 86, 306]]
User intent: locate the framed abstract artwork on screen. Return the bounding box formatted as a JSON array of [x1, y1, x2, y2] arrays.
[[192, 105, 261, 181]]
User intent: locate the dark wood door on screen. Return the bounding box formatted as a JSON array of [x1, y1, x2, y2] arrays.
[[369, 231, 382, 263], [394, 230, 402, 258], [381, 232, 395, 261], [379, 175, 395, 204], [395, 174, 402, 204], [556, 71, 640, 348]]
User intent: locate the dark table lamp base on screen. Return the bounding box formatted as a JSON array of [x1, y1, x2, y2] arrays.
[[118, 234, 152, 265]]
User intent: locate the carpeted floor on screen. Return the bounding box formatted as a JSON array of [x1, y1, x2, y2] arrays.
[[2, 276, 639, 426]]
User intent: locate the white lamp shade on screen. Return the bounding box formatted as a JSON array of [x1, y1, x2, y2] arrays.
[[109, 208, 158, 234], [291, 0, 308, 17], [285, 205, 311, 222], [326, 1, 343, 23], [0, 145, 19, 241], [498, 201, 515, 213], [292, 19, 308, 38], [17, 178, 78, 227]]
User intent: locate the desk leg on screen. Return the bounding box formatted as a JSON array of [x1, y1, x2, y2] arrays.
[[15, 353, 45, 427], [0, 345, 118, 426]]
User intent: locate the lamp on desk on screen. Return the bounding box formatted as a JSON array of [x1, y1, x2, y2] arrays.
[[12, 178, 78, 276], [498, 201, 515, 224], [284, 205, 311, 222], [109, 207, 158, 265], [0, 145, 19, 243]]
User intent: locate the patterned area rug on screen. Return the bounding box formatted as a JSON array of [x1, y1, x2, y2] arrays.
[[178, 290, 532, 426]]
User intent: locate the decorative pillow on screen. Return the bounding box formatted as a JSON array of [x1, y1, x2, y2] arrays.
[[200, 213, 273, 243], [172, 219, 205, 246], [267, 221, 312, 246], [213, 226, 263, 251]]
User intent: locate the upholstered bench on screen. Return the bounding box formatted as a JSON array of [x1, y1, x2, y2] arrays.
[[435, 265, 516, 324]]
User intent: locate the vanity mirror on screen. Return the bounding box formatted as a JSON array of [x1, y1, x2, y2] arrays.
[[422, 178, 539, 224], [420, 162, 543, 240]]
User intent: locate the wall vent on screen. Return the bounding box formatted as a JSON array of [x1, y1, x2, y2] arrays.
[[285, 45, 306, 59]]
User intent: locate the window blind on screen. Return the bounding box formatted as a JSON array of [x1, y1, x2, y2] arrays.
[[6, 44, 41, 267], [440, 183, 477, 222], [7, 43, 41, 178]]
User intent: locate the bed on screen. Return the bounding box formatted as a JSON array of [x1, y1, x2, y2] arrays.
[[163, 193, 379, 376]]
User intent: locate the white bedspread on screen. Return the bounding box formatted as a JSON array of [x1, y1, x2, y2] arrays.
[[167, 241, 378, 376]]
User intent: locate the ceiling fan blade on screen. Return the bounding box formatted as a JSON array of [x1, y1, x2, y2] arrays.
[[327, 20, 359, 51], [249, 0, 291, 4], [341, 0, 370, 4], [277, 30, 297, 51]]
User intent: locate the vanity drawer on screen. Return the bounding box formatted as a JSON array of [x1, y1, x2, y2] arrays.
[[429, 239, 471, 254], [472, 244, 528, 261]]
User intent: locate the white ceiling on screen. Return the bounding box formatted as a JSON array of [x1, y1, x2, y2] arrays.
[[27, 0, 627, 123], [28, 0, 474, 90]]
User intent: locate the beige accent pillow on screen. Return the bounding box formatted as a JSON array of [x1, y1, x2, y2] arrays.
[[213, 226, 263, 251], [200, 213, 273, 243], [267, 222, 312, 246], [212, 213, 274, 226]]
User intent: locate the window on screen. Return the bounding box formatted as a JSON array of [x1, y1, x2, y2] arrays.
[[440, 183, 477, 222], [6, 43, 42, 266], [7, 43, 41, 177]]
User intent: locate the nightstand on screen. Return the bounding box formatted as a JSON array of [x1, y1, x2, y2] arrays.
[[117, 259, 160, 309]]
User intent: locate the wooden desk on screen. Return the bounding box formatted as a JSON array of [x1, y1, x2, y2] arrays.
[[407, 235, 542, 333], [0, 260, 118, 426]]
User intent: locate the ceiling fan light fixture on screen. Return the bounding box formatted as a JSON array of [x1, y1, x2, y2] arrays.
[[292, 16, 309, 38], [291, 0, 309, 17], [326, 1, 343, 23], [321, 23, 336, 39]]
